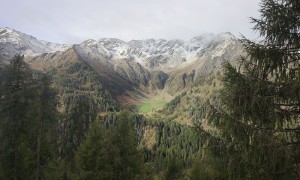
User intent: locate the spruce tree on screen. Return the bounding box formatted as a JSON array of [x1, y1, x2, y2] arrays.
[[197, 0, 300, 179], [61, 95, 97, 162], [75, 121, 107, 179], [30, 74, 59, 180], [0, 55, 35, 179], [0, 56, 61, 179], [114, 111, 143, 179], [75, 111, 143, 180]]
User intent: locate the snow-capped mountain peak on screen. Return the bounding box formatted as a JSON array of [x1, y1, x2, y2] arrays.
[[1, 27, 242, 73], [0, 27, 70, 62], [74, 32, 240, 70]]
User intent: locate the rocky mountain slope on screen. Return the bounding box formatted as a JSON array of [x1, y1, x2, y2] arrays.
[[0, 27, 243, 105], [0, 27, 70, 64], [72, 32, 242, 72]]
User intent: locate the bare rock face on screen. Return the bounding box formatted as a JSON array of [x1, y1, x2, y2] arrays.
[[151, 71, 169, 90]]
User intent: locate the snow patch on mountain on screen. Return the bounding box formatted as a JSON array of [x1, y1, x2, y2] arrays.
[[0, 27, 70, 61], [0, 27, 242, 75], [74, 32, 241, 71]]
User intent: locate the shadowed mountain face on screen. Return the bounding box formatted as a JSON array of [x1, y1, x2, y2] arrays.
[[0, 27, 243, 105]]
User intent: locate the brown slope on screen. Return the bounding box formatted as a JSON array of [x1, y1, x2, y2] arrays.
[[26, 47, 148, 106]]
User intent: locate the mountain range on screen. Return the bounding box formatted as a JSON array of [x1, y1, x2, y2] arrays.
[[0, 27, 243, 106]]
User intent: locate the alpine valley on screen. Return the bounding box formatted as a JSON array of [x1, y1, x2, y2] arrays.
[[1, 0, 300, 179], [0, 27, 243, 178]]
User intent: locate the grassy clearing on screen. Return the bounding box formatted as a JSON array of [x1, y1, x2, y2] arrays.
[[138, 99, 167, 113], [138, 92, 173, 113]]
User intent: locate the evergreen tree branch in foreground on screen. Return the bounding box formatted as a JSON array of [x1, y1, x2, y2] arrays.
[[0, 55, 35, 179], [0, 55, 60, 179], [194, 0, 300, 179]]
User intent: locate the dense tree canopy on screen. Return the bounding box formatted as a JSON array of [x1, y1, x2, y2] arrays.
[[0, 55, 59, 179], [3, 1, 299, 179], [0, 55, 201, 179], [195, 0, 300, 179], [75, 111, 144, 180]]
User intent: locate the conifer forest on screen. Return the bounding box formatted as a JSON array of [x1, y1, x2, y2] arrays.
[[0, 0, 300, 179]]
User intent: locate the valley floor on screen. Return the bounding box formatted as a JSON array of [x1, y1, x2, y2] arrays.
[[138, 91, 173, 113]]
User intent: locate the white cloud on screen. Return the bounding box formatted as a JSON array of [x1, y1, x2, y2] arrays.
[[0, 0, 261, 43]]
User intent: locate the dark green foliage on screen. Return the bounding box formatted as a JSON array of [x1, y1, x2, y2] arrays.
[[49, 62, 118, 113], [164, 158, 182, 180], [194, 0, 300, 179], [60, 95, 97, 162], [113, 112, 144, 179], [30, 74, 60, 179], [0, 55, 60, 179], [0, 56, 201, 179], [93, 113, 201, 177], [163, 95, 181, 112], [190, 151, 226, 180], [0, 55, 35, 179], [75, 111, 144, 179], [134, 116, 201, 175], [161, 91, 189, 116], [47, 61, 121, 175], [75, 121, 109, 179]]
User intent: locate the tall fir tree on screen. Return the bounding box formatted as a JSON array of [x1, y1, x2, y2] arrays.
[[113, 111, 143, 179], [196, 0, 300, 179], [60, 95, 97, 162], [75, 111, 144, 180], [30, 74, 59, 180], [0, 56, 61, 179], [0, 55, 35, 179]]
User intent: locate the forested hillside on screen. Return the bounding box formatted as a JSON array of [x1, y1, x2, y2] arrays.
[[0, 55, 202, 179], [0, 0, 300, 179], [49, 61, 118, 112]]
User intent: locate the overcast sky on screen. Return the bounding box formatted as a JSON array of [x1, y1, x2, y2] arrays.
[[0, 0, 261, 44]]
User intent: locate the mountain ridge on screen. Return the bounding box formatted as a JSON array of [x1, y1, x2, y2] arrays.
[[0, 27, 70, 63], [0, 27, 240, 69], [0, 27, 243, 105]]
